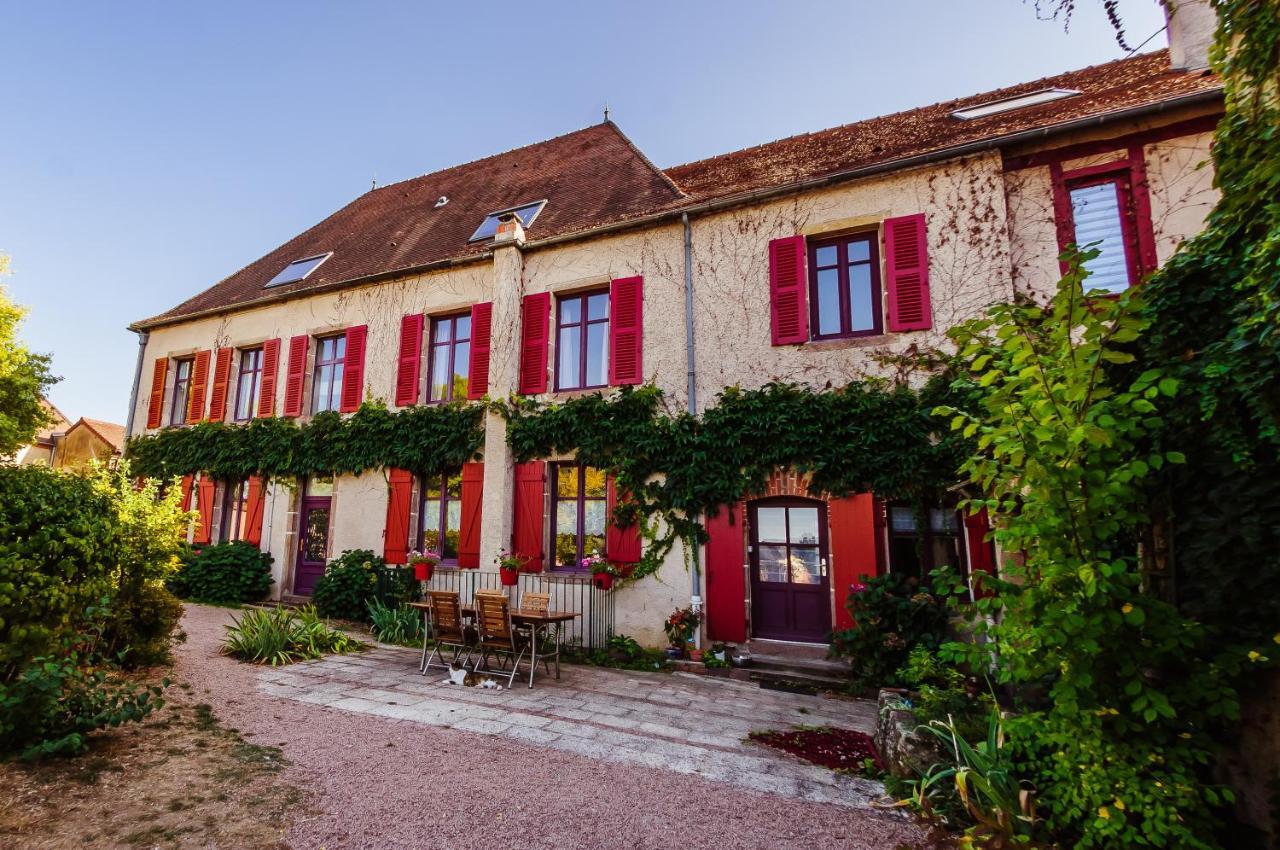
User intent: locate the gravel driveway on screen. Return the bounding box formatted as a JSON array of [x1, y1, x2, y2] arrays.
[[176, 604, 934, 850]]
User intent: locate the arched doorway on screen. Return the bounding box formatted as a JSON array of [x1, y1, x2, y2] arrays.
[[749, 497, 831, 642]]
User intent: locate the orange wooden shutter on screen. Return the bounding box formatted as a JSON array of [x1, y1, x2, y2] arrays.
[[605, 476, 641, 564], [884, 213, 932, 331], [457, 462, 484, 568], [185, 349, 211, 424], [395, 314, 424, 407], [207, 347, 234, 422], [768, 235, 808, 345], [828, 493, 882, 631], [257, 338, 281, 417], [340, 325, 368, 413], [705, 503, 746, 642], [383, 468, 413, 564], [512, 461, 545, 571], [609, 277, 644, 385], [193, 476, 216, 545], [179, 474, 194, 511], [466, 302, 492, 400], [283, 335, 309, 417], [146, 358, 168, 429], [244, 476, 266, 546]]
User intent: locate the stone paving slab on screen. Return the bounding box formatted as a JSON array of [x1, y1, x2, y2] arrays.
[[262, 644, 884, 808]]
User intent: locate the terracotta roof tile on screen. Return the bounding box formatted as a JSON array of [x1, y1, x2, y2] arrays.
[[76, 418, 127, 452]]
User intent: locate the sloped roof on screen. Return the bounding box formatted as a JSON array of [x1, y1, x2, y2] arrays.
[[72, 418, 127, 453], [135, 50, 1220, 329], [33, 400, 71, 445]]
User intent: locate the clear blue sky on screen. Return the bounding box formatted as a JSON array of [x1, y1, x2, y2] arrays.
[[1, 0, 1168, 423]]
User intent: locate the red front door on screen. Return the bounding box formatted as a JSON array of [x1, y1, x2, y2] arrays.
[[749, 499, 831, 642], [294, 496, 331, 595]]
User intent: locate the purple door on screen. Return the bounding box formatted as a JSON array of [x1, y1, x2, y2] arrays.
[[750, 499, 831, 642], [294, 496, 331, 595]]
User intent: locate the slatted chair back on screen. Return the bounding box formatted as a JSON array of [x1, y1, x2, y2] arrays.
[[521, 591, 551, 616], [428, 591, 466, 641], [475, 591, 515, 645]]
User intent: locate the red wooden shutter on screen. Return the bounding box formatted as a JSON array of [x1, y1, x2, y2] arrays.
[[340, 325, 368, 413], [884, 213, 932, 331], [768, 235, 809, 345], [283, 335, 309, 417], [383, 468, 413, 565], [244, 476, 266, 546], [193, 476, 215, 545], [705, 503, 746, 643], [257, 338, 281, 418], [207, 347, 234, 422], [828, 493, 882, 631], [605, 476, 642, 564], [395, 314, 424, 407], [179, 474, 194, 511], [457, 462, 484, 568], [518, 293, 550, 395], [512, 461, 545, 571], [145, 359, 167, 429], [964, 508, 996, 598], [186, 349, 211, 424], [467, 302, 493, 400], [609, 277, 644, 385]]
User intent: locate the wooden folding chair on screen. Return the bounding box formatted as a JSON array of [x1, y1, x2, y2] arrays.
[[474, 592, 529, 689], [421, 590, 475, 674], [521, 591, 550, 615], [518, 591, 555, 680]]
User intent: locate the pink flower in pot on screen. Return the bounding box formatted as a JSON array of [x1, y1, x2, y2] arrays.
[[582, 554, 617, 590], [409, 550, 440, 582], [496, 549, 528, 586]]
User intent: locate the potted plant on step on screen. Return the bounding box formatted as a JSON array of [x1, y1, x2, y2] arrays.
[[582, 554, 620, 590], [663, 606, 701, 659], [409, 549, 440, 582], [496, 549, 529, 586]]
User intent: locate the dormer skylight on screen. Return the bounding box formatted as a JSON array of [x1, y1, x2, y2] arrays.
[[265, 252, 333, 288], [468, 200, 547, 243], [950, 88, 1081, 121]]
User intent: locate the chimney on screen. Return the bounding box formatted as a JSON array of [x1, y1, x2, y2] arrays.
[[493, 211, 526, 247], [1165, 0, 1216, 71]]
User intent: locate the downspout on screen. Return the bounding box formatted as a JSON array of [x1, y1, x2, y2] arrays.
[[124, 330, 150, 440], [683, 212, 703, 649]]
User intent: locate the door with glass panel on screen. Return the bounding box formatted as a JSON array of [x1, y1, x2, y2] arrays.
[[294, 477, 333, 595], [749, 499, 831, 642]]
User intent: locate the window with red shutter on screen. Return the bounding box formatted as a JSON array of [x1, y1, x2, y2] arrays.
[[828, 494, 882, 631], [768, 236, 809, 345], [383, 468, 414, 564], [704, 504, 746, 643], [883, 214, 932, 331], [963, 509, 996, 599], [186, 350, 211, 424], [395, 314, 424, 407], [457, 462, 484, 568], [512, 461, 546, 571], [467, 302, 492, 400], [146, 359, 168, 430], [518, 293, 550, 395], [605, 476, 641, 564], [609, 277, 643, 386], [340, 325, 367, 413], [257, 338, 281, 418], [208, 348, 234, 423], [282, 335, 309, 417], [193, 476, 216, 545], [244, 476, 266, 546], [179, 474, 194, 512]]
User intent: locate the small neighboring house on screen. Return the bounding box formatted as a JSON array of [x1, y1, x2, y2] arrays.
[[12, 400, 71, 466], [124, 6, 1221, 648], [51, 417, 126, 470]]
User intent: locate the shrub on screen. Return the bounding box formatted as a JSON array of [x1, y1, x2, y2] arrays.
[[367, 598, 423, 647], [829, 572, 949, 689], [311, 550, 382, 621], [0, 465, 122, 672], [167, 542, 273, 605], [221, 605, 364, 665], [897, 646, 992, 744], [102, 582, 185, 668]]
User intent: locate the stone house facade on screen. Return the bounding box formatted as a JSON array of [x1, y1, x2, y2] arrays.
[[126, 34, 1222, 648]]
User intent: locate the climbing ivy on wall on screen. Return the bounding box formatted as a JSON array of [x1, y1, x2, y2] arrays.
[[500, 378, 974, 577], [125, 402, 485, 481]]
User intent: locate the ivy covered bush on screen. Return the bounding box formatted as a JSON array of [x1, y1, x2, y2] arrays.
[[312, 550, 383, 622], [167, 542, 274, 605], [829, 573, 948, 690]]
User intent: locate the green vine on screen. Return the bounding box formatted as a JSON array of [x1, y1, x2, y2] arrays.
[[499, 379, 973, 580], [125, 401, 484, 481]]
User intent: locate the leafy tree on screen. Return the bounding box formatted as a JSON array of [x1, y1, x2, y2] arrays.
[[0, 255, 58, 457]]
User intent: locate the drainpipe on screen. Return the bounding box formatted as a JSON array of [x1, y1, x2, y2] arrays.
[[682, 212, 703, 649], [124, 330, 149, 439]]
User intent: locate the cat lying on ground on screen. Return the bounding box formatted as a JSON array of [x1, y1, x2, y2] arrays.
[[443, 662, 504, 689]]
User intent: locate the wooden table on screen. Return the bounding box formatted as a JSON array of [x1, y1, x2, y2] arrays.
[[410, 601, 578, 687]]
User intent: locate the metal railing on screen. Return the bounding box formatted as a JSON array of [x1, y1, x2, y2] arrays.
[[419, 569, 615, 651]]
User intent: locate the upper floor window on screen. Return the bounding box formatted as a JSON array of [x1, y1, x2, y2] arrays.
[[427, 314, 471, 403], [1067, 174, 1138, 295], [419, 471, 462, 562], [220, 479, 251, 542], [312, 335, 346, 414], [808, 232, 882, 339], [170, 358, 193, 426], [887, 503, 967, 585], [234, 348, 263, 421], [551, 463, 607, 569], [556, 291, 609, 391]]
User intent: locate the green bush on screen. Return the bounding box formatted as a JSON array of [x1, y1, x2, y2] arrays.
[[829, 572, 949, 689], [311, 550, 382, 621], [367, 598, 422, 647], [0, 465, 122, 673], [102, 582, 185, 668], [167, 542, 273, 605], [897, 646, 992, 744], [221, 605, 364, 665]]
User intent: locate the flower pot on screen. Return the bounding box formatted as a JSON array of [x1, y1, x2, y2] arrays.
[[414, 562, 434, 582], [500, 568, 519, 587], [592, 572, 613, 590], [689, 649, 704, 662], [664, 646, 684, 660]]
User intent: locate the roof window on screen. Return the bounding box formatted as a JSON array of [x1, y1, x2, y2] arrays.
[[950, 88, 1081, 121], [469, 200, 547, 243], [265, 252, 333, 288]]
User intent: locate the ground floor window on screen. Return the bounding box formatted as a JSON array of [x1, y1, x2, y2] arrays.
[[419, 471, 462, 562], [220, 479, 251, 542], [886, 503, 967, 584], [551, 462, 607, 569]]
